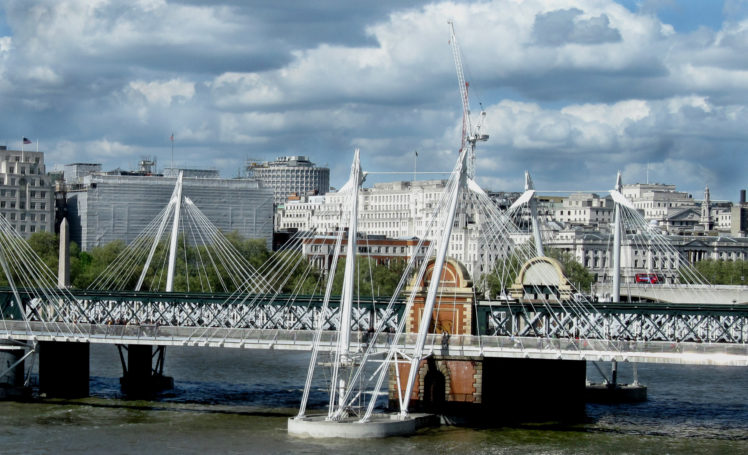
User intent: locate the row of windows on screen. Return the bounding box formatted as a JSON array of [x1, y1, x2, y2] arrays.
[[13, 224, 47, 233], [0, 189, 48, 198], [0, 201, 47, 210], [1, 211, 47, 221], [2, 155, 41, 164], [0, 177, 49, 187], [4, 166, 44, 176]]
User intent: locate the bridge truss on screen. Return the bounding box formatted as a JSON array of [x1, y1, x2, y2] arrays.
[[1, 288, 745, 367]]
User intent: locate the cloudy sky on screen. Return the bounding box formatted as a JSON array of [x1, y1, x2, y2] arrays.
[[1, 0, 747, 201]]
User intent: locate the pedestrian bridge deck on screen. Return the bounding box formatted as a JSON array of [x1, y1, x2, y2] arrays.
[[2, 320, 746, 367]]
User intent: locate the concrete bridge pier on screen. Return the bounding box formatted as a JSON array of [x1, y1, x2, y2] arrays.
[[38, 341, 90, 398], [118, 345, 173, 398], [36, 219, 90, 398], [391, 356, 587, 423], [0, 341, 27, 399]]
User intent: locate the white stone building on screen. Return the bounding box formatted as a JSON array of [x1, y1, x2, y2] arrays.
[[554, 192, 614, 227], [546, 227, 748, 285], [0, 146, 55, 238], [276, 180, 506, 279]]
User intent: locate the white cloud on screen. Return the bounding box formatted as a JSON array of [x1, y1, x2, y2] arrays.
[[127, 78, 195, 106], [0, 36, 10, 52], [1, 0, 747, 200], [52, 139, 138, 164]]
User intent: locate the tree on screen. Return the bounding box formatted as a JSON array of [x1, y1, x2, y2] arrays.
[[476, 255, 522, 299], [27, 231, 59, 273], [330, 257, 410, 297], [680, 259, 748, 285], [546, 247, 595, 293]]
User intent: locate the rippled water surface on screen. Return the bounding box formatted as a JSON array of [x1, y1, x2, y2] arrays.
[[0, 345, 746, 454]]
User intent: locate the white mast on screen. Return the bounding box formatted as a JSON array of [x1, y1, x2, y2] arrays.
[[136, 175, 182, 291], [400, 147, 468, 417], [165, 171, 184, 292], [337, 150, 362, 359], [612, 172, 622, 302], [526, 171, 544, 257]]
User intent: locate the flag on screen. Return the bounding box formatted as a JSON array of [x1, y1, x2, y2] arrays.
[[415, 151, 418, 157], [170, 133, 174, 142], [22, 137, 32, 144]]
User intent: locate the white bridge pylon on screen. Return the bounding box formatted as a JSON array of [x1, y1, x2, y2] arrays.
[[293, 143, 526, 425], [506, 170, 734, 304]]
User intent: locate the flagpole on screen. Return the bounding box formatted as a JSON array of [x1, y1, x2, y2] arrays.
[[20, 137, 23, 153]]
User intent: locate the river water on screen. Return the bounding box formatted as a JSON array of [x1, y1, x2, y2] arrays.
[[1, 345, 746, 454]]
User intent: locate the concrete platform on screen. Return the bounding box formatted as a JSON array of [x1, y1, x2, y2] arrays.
[[288, 413, 438, 439]]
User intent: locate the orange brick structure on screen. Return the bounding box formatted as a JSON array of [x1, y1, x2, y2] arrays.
[[390, 257, 482, 412], [389, 256, 586, 421]]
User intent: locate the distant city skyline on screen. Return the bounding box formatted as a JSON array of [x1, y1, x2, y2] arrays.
[[1, 1, 747, 201]]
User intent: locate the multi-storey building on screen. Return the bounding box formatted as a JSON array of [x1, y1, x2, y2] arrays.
[[66, 172, 274, 251], [277, 180, 514, 279], [546, 227, 748, 285], [275, 195, 326, 231], [732, 190, 748, 237], [554, 192, 614, 227], [248, 156, 330, 205], [621, 183, 701, 232], [302, 234, 431, 275], [0, 146, 55, 238]]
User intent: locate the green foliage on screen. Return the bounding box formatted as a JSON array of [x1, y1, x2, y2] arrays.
[[680, 259, 748, 285], [73, 240, 128, 289], [546, 247, 595, 292], [17, 231, 421, 297], [27, 231, 59, 273], [276, 251, 323, 295], [477, 255, 522, 299], [330, 257, 409, 297]]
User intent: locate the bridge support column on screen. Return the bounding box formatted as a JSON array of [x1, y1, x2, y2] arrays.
[[0, 341, 27, 399], [119, 345, 173, 398], [483, 358, 586, 421], [39, 341, 89, 398], [391, 356, 586, 423]]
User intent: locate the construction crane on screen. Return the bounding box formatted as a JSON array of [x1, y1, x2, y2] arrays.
[[448, 20, 488, 180]]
